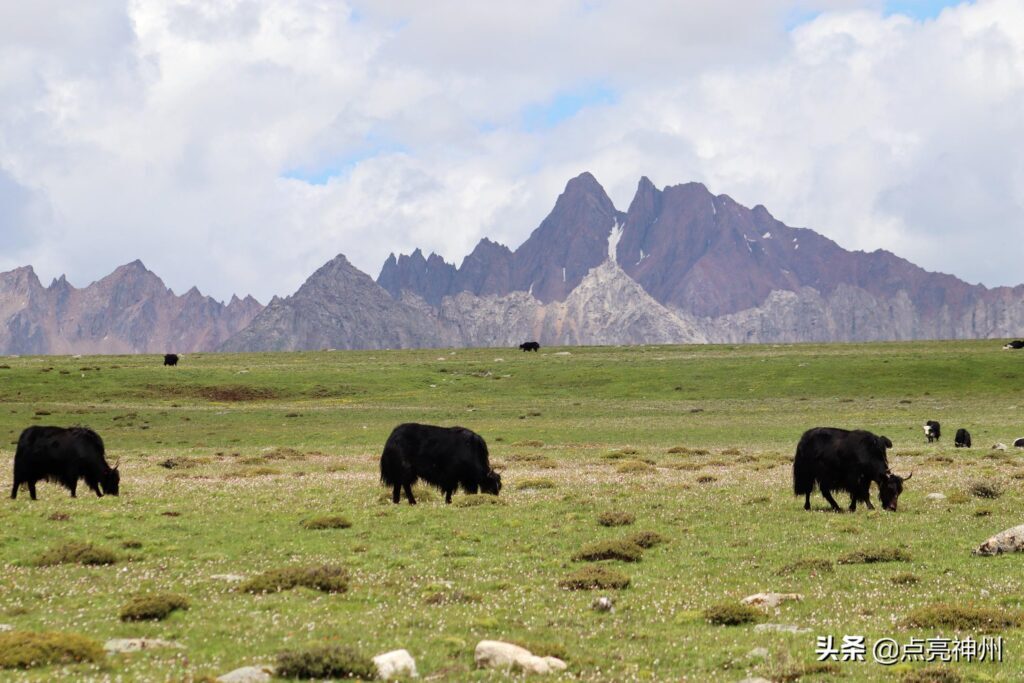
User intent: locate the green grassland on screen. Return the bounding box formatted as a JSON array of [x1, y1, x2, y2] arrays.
[[0, 341, 1022, 681]]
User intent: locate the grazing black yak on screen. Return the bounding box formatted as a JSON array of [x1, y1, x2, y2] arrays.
[[380, 423, 501, 504], [1003, 340, 1024, 350], [164, 353, 179, 366], [924, 420, 941, 443], [955, 428, 972, 448], [519, 341, 540, 352], [793, 427, 910, 512], [11, 426, 120, 500]]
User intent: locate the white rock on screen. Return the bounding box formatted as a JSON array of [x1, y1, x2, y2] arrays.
[[211, 573, 247, 582], [373, 649, 418, 680], [753, 623, 811, 634], [216, 665, 275, 683], [747, 647, 770, 659], [741, 592, 803, 609], [992, 443, 1007, 450], [974, 524, 1024, 556], [925, 492, 947, 501], [739, 678, 773, 683], [592, 596, 615, 612], [0, 624, 12, 632], [475, 640, 563, 675], [105, 638, 182, 653], [553, 351, 571, 356]]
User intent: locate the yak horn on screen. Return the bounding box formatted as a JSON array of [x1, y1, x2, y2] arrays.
[[903, 471, 912, 481], [113, 458, 120, 469]]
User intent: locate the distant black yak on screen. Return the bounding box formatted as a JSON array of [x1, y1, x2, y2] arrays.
[[164, 353, 179, 366], [519, 341, 540, 352], [955, 428, 972, 448], [380, 423, 501, 504], [1003, 340, 1024, 350], [11, 426, 120, 500], [793, 427, 910, 512], [923, 420, 941, 443]]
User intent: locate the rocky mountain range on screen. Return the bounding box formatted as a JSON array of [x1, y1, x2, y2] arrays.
[[4, 172, 1024, 355], [0, 261, 262, 355]]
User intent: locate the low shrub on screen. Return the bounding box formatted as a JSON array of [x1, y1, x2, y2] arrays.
[[696, 475, 717, 484], [968, 480, 1003, 499], [120, 593, 190, 621], [703, 603, 761, 626], [776, 559, 833, 576], [890, 572, 921, 585], [625, 531, 666, 549], [837, 547, 911, 564], [516, 478, 556, 490], [903, 604, 1022, 633], [275, 644, 375, 679], [598, 510, 635, 527], [558, 566, 631, 590], [240, 565, 349, 594], [572, 539, 643, 562], [453, 494, 506, 507], [616, 460, 656, 474], [901, 666, 962, 683], [0, 631, 104, 669], [300, 515, 352, 530], [667, 446, 709, 455], [34, 542, 118, 567]]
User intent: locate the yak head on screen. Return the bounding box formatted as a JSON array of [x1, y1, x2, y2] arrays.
[[878, 471, 911, 511], [102, 460, 121, 496], [480, 469, 502, 496]]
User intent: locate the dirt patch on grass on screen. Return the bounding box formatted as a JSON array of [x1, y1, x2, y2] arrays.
[[300, 515, 352, 530], [144, 384, 281, 402], [34, 542, 118, 567]]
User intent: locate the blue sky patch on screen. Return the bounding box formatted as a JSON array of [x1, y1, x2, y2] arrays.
[[521, 85, 618, 132], [282, 141, 409, 185]]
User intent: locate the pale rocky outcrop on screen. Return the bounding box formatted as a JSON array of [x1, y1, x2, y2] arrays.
[[216, 665, 274, 683], [373, 649, 418, 680], [741, 593, 803, 610], [104, 638, 182, 653], [475, 640, 567, 675], [973, 524, 1024, 556]]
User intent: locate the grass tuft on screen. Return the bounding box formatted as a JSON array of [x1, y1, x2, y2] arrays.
[[901, 666, 963, 683], [625, 531, 666, 549], [34, 542, 118, 567], [837, 547, 911, 564], [275, 643, 375, 680], [516, 477, 556, 490], [597, 510, 636, 527], [777, 558, 833, 575], [703, 603, 762, 626], [616, 460, 656, 474], [572, 539, 644, 562], [453, 494, 506, 507], [968, 480, 1003, 499], [558, 566, 631, 590], [120, 593, 190, 621], [0, 631, 104, 669], [300, 515, 352, 530], [903, 604, 1023, 633], [890, 572, 921, 585], [240, 565, 349, 594]]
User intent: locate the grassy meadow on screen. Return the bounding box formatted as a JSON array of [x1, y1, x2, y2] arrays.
[[0, 341, 1022, 681]]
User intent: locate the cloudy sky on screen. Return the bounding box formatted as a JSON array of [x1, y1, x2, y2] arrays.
[[1, 0, 1022, 302]]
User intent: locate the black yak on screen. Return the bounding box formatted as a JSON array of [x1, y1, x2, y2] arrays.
[[164, 353, 179, 366], [380, 423, 501, 504], [793, 427, 910, 512], [924, 420, 941, 443], [955, 428, 972, 448], [519, 341, 540, 352], [11, 426, 120, 500], [1003, 340, 1024, 350]]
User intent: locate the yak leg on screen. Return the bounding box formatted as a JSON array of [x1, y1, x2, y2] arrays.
[[804, 492, 811, 511], [69, 481, 77, 498], [28, 481, 37, 500], [403, 483, 417, 505], [10, 481, 18, 500], [820, 488, 842, 512], [848, 496, 857, 512], [864, 497, 874, 510], [445, 490, 453, 504], [392, 485, 401, 504]]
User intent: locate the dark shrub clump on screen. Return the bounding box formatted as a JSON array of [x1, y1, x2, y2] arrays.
[[241, 565, 349, 594], [598, 510, 635, 527], [0, 631, 104, 669], [837, 547, 911, 564], [300, 516, 352, 530], [572, 539, 643, 563], [903, 604, 1022, 633], [275, 644, 375, 679], [34, 542, 118, 567], [625, 530, 666, 549], [120, 593, 190, 621], [704, 603, 762, 626], [777, 559, 833, 575], [558, 566, 631, 590]]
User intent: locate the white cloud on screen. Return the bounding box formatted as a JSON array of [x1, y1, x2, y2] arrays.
[[0, 0, 1021, 301]]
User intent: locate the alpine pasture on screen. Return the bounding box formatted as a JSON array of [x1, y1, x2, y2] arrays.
[[0, 341, 1021, 681]]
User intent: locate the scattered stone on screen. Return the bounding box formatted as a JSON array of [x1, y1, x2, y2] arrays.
[[553, 351, 571, 356], [104, 638, 182, 653], [475, 640, 566, 675], [747, 647, 769, 659], [992, 443, 1007, 450], [925, 492, 947, 501], [591, 597, 615, 613], [373, 649, 417, 680], [741, 592, 803, 609], [0, 624, 12, 632], [211, 573, 247, 582], [753, 623, 811, 634], [216, 665, 275, 683], [974, 524, 1024, 556]]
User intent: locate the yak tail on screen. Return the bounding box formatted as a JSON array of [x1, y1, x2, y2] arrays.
[[792, 440, 815, 496], [379, 444, 399, 487]]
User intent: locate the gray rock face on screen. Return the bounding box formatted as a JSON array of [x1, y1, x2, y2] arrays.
[[0, 262, 261, 355], [216, 665, 274, 683], [474, 640, 567, 675]]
